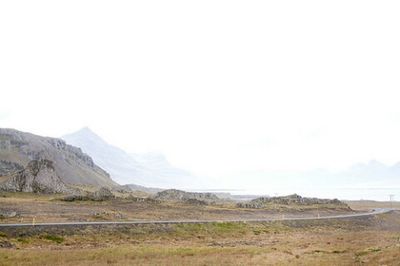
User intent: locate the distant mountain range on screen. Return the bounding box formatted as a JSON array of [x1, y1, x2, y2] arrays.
[[62, 127, 197, 188]]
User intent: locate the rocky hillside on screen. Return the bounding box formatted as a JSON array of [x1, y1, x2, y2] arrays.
[[119, 184, 163, 194], [154, 189, 219, 204], [0, 159, 72, 193], [237, 194, 349, 209], [0, 128, 116, 188]]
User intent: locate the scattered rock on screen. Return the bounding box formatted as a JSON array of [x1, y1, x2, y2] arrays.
[[62, 187, 115, 201], [126, 195, 160, 203], [0, 240, 15, 249], [154, 189, 219, 204], [114, 212, 124, 219], [62, 194, 88, 202], [0, 211, 17, 218], [237, 194, 349, 209], [92, 211, 107, 217]]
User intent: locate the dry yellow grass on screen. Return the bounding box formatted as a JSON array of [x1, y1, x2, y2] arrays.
[[1, 230, 400, 266], [346, 200, 400, 211], [1, 212, 400, 265]]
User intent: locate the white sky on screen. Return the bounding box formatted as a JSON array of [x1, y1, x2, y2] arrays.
[[1, 0, 400, 180]]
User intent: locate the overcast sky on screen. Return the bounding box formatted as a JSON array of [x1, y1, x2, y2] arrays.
[[1, 0, 400, 180]]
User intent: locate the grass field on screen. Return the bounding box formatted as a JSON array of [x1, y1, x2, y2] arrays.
[[1, 211, 400, 265]]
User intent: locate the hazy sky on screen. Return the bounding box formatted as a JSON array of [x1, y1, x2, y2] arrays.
[[1, 0, 400, 180]]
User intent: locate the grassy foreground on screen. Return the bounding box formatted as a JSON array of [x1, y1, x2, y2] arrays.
[[1, 213, 400, 266]]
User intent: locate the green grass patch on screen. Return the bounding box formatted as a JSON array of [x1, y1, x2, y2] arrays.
[[331, 250, 347, 254], [17, 238, 30, 244], [42, 234, 64, 244], [356, 247, 382, 256]]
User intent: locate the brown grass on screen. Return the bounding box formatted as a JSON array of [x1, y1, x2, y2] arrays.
[[1, 229, 400, 265], [346, 200, 400, 211], [1, 212, 400, 265]]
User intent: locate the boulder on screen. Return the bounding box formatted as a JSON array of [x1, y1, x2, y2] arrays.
[[0, 211, 17, 218], [91, 187, 115, 201]]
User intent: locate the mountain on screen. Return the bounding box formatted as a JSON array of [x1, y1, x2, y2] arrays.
[[62, 127, 197, 188], [0, 128, 116, 189], [130, 152, 195, 183]]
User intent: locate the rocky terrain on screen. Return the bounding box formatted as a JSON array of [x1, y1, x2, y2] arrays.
[[237, 194, 350, 209], [0, 128, 116, 189], [154, 189, 219, 204], [0, 159, 72, 194], [62, 187, 115, 201], [119, 184, 163, 194], [0, 161, 24, 176]]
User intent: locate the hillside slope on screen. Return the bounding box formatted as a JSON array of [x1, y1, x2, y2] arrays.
[[0, 128, 116, 188]]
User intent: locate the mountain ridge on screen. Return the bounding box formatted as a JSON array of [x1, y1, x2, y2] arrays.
[[62, 127, 197, 188]]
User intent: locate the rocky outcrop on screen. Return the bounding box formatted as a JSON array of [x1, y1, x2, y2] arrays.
[[0, 159, 72, 194], [0, 160, 24, 176], [154, 189, 219, 204], [91, 187, 115, 201], [0, 128, 116, 187], [0, 211, 17, 218], [62, 187, 115, 201], [237, 194, 349, 209]]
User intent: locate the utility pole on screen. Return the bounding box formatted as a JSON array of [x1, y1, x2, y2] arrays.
[[389, 194, 395, 209]]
